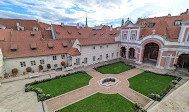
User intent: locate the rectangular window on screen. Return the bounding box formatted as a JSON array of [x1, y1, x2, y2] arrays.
[[123, 32, 127, 40], [93, 46, 95, 49], [112, 53, 114, 58], [61, 54, 65, 59], [117, 52, 119, 57], [99, 55, 102, 60], [106, 54, 108, 59], [100, 46, 103, 49], [20, 62, 26, 67], [40, 59, 45, 64], [31, 60, 36, 66], [106, 45, 108, 48], [84, 58, 87, 64], [53, 56, 57, 60], [54, 64, 58, 68], [75, 58, 80, 65], [93, 56, 96, 61], [148, 23, 156, 28], [131, 31, 136, 40], [187, 31, 189, 42]]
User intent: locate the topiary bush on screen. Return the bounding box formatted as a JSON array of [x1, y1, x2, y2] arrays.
[[38, 65, 43, 71], [47, 64, 51, 69], [133, 103, 146, 112], [148, 93, 160, 101], [12, 68, 18, 76], [26, 67, 32, 72]]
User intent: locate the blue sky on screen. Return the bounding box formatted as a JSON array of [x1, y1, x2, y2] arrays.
[[0, 0, 189, 27]]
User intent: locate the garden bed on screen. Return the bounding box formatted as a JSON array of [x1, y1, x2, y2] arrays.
[[95, 62, 134, 74], [128, 71, 182, 101], [57, 93, 135, 112], [25, 71, 92, 101]]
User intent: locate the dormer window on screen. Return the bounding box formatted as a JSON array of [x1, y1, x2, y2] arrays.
[[93, 33, 96, 36], [174, 20, 181, 26], [78, 32, 81, 35], [10, 44, 17, 51], [31, 33, 35, 36], [67, 31, 71, 35], [101, 33, 104, 36], [33, 27, 39, 31], [148, 23, 156, 28], [62, 42, 68, 48], [56, 32, 60, 34], [30, 43, 37, 50], [17, 26, 24, 31], [48, 43, 54, 49]]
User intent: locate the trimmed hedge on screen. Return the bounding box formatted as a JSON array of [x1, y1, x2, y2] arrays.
[[25, 71, 85, 101], [133, 103, 146, 112]]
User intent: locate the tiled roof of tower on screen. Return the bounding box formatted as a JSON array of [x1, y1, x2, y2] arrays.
[[0, 19, 43, 31], [137, 13, 189, 41]]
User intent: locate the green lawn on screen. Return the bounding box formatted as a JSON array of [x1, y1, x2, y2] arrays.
[[96, 62, 133, 74], [57, 93, 134, 112], [32, 72, 92, 97], [128, 72, 175, 96]]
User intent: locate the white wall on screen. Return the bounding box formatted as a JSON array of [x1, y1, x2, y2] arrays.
[[4, 54, 67, 75], [72, 43, 121, 66], [0, 48, 5, 77]]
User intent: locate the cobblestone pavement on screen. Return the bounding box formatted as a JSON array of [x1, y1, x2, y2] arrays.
[[45, 68, 152, 112]]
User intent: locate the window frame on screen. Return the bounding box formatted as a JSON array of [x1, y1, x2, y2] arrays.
[[53, 55, 57, 60]]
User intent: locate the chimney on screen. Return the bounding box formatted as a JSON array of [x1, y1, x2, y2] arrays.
[[168, 13, 171, 17], [61, 23, 65, 27], [110, 25, 113, 31], [16, 22, 19, 26], [77, 23, 80, 29], [82, 24, 84, 29]]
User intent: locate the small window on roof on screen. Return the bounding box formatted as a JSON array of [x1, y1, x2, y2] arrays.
[[10, 44, 17, 52], [48, 43, 54, 49], [93, 33, 96, 36], [101, 33, 104, 36], [56, 32, 60, 34], [78, 32, 81, 35], [174, 20, 181, 26], [67, 31, 71, 35], [148, 23, 156, 28], [31, 34, 35, 36]]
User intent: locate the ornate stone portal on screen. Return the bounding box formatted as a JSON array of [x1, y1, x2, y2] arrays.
[[99, 77, 119, 87]]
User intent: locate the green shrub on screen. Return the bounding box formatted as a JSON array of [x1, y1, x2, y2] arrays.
[[172, 80, 178, 85], [133, 103, 146, 112], [148, 93, 160, 101]]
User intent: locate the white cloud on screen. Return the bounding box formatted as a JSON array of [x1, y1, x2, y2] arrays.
[[0, 0, 189, 27]]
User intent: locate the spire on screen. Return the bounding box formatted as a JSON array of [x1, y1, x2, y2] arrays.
[[85, 16, 88, 27]]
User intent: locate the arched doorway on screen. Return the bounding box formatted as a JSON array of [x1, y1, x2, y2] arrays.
[[121, 47, 126, 58], [129, 48, 135, 59], [177, 54, 189, 69], [143, 43, 159, 65]]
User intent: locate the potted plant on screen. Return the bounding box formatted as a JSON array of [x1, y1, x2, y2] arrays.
[[47, 64, 51, 70], [38, 65, 43, 72], [12, 68, 18, 77], [4, 73, 9, 78], [61, 61, 66, 67], [26, 67, 32, 73]]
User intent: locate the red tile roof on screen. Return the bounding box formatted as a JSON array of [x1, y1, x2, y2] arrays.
[[0, 19, 43, 31], [67, 47, 81, 56], [137, 14, 189, 41], [78, 38, 120, 46]]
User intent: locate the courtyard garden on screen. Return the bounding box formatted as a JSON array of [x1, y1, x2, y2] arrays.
[[57, 93, 135, 112], [32, 72, 92, 97], [95, 62, 133, 74], [128, 72, 176, 98]]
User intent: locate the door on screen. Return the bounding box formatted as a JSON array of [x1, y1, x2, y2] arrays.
[[165, 54, 172, 68]]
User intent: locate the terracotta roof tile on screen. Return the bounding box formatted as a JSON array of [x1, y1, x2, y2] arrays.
[[68, 47, 81, 56]]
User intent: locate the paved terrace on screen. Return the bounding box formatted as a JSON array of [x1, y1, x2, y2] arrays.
[[44, 68, 152, 112]]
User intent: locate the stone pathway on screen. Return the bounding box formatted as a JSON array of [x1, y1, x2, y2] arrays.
[[44, 68, 152, 112]]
